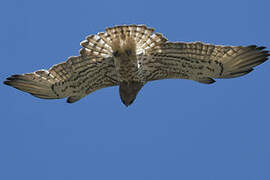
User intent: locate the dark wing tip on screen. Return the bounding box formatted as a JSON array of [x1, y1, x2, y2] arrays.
[[256, 46, 266, 50], [3, 80, 11, 86], [5, 74, 24, 81], [4, 76, 15, 86], [247, 45, 268, 52], [4, 74, 25, 87]]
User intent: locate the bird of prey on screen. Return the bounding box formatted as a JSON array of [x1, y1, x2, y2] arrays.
[[4, 25, 269, 106]]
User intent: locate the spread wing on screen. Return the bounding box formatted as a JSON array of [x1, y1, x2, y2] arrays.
[[143, 42, 269, 84], [4, 24, 129, 103], [4, 55, 119, 103]]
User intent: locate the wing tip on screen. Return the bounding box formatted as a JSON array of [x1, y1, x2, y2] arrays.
[[4, 75, 21, 86], [3, 80, 11, 86]]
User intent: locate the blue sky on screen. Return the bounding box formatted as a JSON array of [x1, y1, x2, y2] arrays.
[[1, 0, 270, 179]]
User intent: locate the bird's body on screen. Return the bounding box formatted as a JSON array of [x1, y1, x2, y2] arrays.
[[4, 25, 269, 106]]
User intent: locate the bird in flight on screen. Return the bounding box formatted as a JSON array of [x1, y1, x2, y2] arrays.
[[4, 25, 269, 106]]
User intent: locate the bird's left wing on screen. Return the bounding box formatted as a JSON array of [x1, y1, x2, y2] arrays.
[[4, 55, 119, 103], [142, 42, 269, 84]]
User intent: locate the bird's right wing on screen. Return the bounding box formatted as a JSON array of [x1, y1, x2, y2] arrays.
[[142, 42, 269, 84]]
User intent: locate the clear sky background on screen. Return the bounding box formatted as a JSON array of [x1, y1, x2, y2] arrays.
[[1, 0, 270, 180]]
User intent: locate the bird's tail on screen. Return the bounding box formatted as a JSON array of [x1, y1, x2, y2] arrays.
[[80, 24, 168, 57]]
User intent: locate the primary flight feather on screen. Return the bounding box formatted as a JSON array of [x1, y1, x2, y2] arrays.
[[4, 25, 269, 106]]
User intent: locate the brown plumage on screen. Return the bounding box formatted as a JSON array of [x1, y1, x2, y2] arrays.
[[4, 25, 269, 106]]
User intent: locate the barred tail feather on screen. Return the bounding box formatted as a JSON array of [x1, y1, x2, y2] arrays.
[[80, 24, 167, 57]]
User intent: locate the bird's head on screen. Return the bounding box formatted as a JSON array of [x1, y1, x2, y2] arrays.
[[119, 81, 144, 107]]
